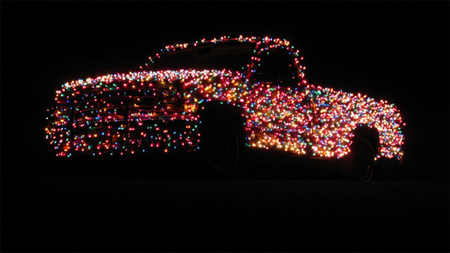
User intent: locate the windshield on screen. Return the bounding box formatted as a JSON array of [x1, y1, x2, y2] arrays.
[[147, 41, 254, 72]]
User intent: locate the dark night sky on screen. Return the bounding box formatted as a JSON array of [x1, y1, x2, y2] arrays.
[[1, 1, 449, 180]]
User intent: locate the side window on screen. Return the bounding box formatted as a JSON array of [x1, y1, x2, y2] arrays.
[[253, 48, 298, 87]]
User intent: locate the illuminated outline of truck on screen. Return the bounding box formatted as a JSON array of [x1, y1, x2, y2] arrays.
[[46, 36, 405, 181]]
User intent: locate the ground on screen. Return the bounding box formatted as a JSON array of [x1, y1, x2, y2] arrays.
[[2, 154, 448, 252]]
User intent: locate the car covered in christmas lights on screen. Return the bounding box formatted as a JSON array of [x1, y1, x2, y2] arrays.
[[45, 36, 405, 181]]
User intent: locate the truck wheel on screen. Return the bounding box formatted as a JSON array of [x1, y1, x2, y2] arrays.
[[351, 138, 375, 182], [202, 122, 240, 177]]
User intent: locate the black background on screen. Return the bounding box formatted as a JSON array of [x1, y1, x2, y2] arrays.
[[1, 1, 449, 252], [2, 1, 448, 180]]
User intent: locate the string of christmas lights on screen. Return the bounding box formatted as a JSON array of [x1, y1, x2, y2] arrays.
[[45, 36, 404, 161]]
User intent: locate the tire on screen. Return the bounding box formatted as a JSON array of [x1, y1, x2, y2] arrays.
[[351, 138, 375, 182], [201, 122, 241, 177]]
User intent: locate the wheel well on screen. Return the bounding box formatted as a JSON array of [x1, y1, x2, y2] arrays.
[[197, 102, 245, 146], [351, 125, 380, 155]]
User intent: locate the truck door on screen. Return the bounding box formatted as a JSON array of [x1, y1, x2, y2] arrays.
[[247, 47, 309, 155]]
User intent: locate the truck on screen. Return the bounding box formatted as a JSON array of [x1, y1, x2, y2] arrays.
[[45, 35, 405, 181]]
